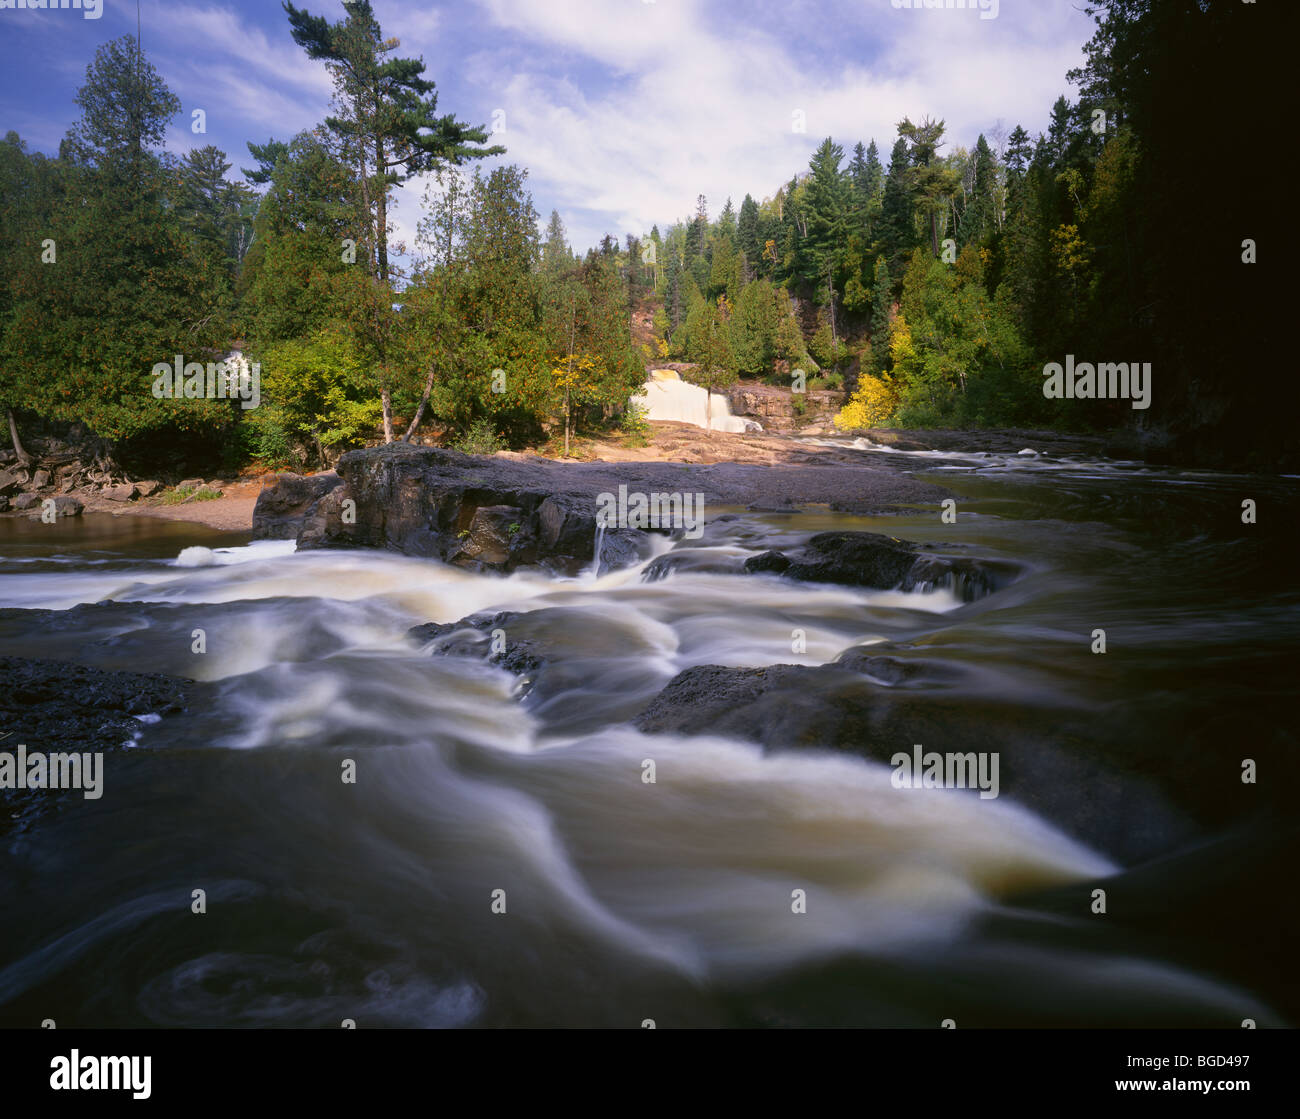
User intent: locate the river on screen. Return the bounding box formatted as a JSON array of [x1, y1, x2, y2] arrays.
[[1, 439, 1296, 1027]]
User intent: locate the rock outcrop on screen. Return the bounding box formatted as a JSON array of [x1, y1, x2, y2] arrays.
[[743, 531, 1022, 601], [250, 471, 343, 540], [253, 442, 954, 575]]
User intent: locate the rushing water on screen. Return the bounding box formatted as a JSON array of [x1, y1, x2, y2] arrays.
[[634, 368, 758, 433], [0, 440, 1296, 1027]]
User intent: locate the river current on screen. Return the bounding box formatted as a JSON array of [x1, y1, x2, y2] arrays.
[[0, 439, 1295, 1027]]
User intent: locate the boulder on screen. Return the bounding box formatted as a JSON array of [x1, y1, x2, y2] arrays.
[[251, 472, 343, 540], [743, 531, 1021, 602], [133, 480, 162, 498], [641, 548, 747, 581], [265, 442, 952, 575], [11, 493, 40, 511], [32, 469, 51, 489], [179, 478, 205, 490], [451, 504, 528, 567], [632, 660, 1195, 864], [104, 483, 136, 502], [0, 468, 20, 495]]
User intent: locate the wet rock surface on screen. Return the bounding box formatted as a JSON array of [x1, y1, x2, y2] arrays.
[[258, 442, 951, 575], [630, 657, 1200, 865], [250, 471, 343, 540], [0, 656, 199, 836], [742, 530, 1023, 600]]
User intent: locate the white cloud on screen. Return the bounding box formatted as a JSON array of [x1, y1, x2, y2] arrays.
[[147, 3, 331, 139], [453, 0, 1096, 250]]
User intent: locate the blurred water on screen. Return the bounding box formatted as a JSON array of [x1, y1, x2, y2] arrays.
[[0, 442, 1294, 1027]]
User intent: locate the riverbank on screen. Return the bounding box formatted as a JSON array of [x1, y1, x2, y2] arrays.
[[1, 421, 1123, 535]]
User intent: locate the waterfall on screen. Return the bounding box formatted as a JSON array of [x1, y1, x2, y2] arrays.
[[588, 520, 606, 577], [632, 369, 760, 434]]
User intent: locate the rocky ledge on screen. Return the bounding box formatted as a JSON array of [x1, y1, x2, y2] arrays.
[[253, 442, 953, 576], [741, 531, 1023, 601]]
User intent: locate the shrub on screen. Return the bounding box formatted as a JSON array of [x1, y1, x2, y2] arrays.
[[834, 374, 897, 430], [454, 417, 505, 455]]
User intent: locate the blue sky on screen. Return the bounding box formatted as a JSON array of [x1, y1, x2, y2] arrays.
[[0, 0, 1097, 253]]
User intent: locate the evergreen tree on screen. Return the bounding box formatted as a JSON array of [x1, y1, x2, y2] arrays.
[[283, 0, 504, 439], [879, 136, 914, 275], [4, 37, 228, 447], [716, 197, 736, 240], [541, 209, 570, 273], [959, 134, 999, 245], [736, 194, 761, 276], [898, 116, 960, 258]]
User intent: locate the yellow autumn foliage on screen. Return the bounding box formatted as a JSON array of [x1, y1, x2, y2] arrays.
[[834, 373, 897, 431]]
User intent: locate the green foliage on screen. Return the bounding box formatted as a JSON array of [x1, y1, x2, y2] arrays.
[[158, 483, 223, 505], [809, 319, 848, 372], [247, 328, 381, 465], [454, 417, 505, 455], [2, 37, 232, 442]]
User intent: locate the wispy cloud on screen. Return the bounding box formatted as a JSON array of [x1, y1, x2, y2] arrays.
[[1, 0, 1097, 254]]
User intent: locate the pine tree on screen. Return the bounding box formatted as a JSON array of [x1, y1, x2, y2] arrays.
[[879, 137, 914, 274], [736, 194, 761, 280], [897, 116, 960, 258], [717, 197, 736, 240], [283, 0, 504, 440], [542, 209, 570, 273], [959, 134, 999, 245]]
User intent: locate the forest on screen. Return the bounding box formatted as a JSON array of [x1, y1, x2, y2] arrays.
[[0, 0, 1279, 474]]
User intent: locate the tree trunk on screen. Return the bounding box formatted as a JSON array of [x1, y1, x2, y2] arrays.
[[381, 386, 394, 443], [7, 408, 33, 465], [375, 135, 389, 283], [403, 363, 437, 442], [564, 303, 576, 457]]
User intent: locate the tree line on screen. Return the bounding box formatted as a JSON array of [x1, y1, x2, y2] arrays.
[[0, 0, 646, 474], [0, 0, 1279, 470]]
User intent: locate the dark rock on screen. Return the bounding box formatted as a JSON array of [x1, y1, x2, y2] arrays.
[[0, 656, 197, 836], [290, 446, 663, 575], [784, 531, 920, 588], [744, 531, 1022, 602], [273, 442, 951, 574], [11, 493, 40, 511], [632, 660, 1195, 864], [0, 496, 8, 512], [409, 611, 544, 676], [634, 663, 873, 747], [743, 549, 791, 575], [50, 495, 83, 517], [641, 548, 746, 581], [450, 505, 530, 568], [251, 472, 343, 540], [899, 553, 1023, 601], [410, 605, 675, 732], [0, 468, 22, 495]]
